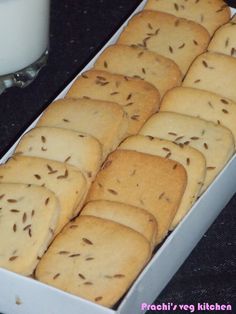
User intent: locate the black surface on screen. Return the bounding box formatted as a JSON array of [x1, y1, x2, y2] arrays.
[[0, 1, 235, 313]]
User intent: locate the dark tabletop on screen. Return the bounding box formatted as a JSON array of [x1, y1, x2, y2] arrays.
[[0, 1, 235, 313]]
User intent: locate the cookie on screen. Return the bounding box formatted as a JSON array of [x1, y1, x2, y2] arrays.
[[81, 200, 157, 248], [140, 112, 235, 192], [117, 10, 210, 74], [35, 215, 151, 308], [37, 98, 128, 159], [66, 70, 161, 135], [14, 127, 102, 182], [208, 18, 236, 57], [0, 183, 60, 276], [183, 52, 236, 102], [86, 150, 187, 243], [144, 0, 231, 36], [0, 156, 87, 234], [119, 135, 206, 229], [161, 87, 236, 143], [94, 44, 182, 97]]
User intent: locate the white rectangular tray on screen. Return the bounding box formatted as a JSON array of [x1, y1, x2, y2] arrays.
[[0, 1, 235, 313]]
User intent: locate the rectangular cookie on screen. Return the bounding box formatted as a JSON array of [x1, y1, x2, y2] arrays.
[[81, 200, 157, 249], [144, 0, 231, 36], [37, 98, 128, 159], [140, 112, 235, 192], [183, 52, 236, 102], [86, 150, 187, 243], [117, 10, 210, 74], [94, 44, 182, 97], [119, 135, 206, 230], [208, 18, 236, 57], [14, 126, 102, 182], [66, 70, 161, 135], [0, 156, 87, 234], [35, 215, 151, 308], [161, 87, 236, 143], [0, 183, 60, 276]]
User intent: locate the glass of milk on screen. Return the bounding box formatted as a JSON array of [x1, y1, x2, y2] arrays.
[[0, 0, 50, 94]]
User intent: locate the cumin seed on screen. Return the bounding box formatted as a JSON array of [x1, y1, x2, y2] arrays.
[[9, 256, 18, 261], [95, 297, 103, 302], [165, 152, 171, 159], [178, 43, 185, 49], [45, 198, 50, 206], [162, 147, 170, 152], [41, 136, 46, 143], [114, 274, 125, 278], [69, 254, 81, 258], [104, 61, 108, 68], [22, 212, 27, 223], [70, 225, 78, 229], [7, 199, 17, 203], [53, 273, 60, 280], [174, 3, 179, 10], [34, 174, 41, 180], [108, 189, 118, 195], [64, 156, 71, 162], [79, 273, 86, 280], [83, 238, 93, 245], [221, 99, 229, 104], [131, 114, 140, 121], [23, 224, 31, 231], [207, 167, 216, 170], [202, 60, 208, 68], [57, 169, 68, 179], [58, 251, 70, 255]]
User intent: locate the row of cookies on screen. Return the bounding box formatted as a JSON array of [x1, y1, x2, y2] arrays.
[[34, 1, 236, 309], [136, 7, 236, 227], [0, 0, 234, 309], [31, 1, 218, 260], [0, 99, 161, 306], [0, 35, 163, 312]]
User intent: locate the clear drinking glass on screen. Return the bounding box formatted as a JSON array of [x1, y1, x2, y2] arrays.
[[0, 0, 50, 94]]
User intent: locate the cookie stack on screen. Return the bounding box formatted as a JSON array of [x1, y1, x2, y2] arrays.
[[0, 0, 235, 309]]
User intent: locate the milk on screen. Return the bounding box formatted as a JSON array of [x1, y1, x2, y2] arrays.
[[0, 0, 50, 76]]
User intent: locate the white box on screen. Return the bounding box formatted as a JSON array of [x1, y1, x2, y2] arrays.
[[0, 2, 235, 313]]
